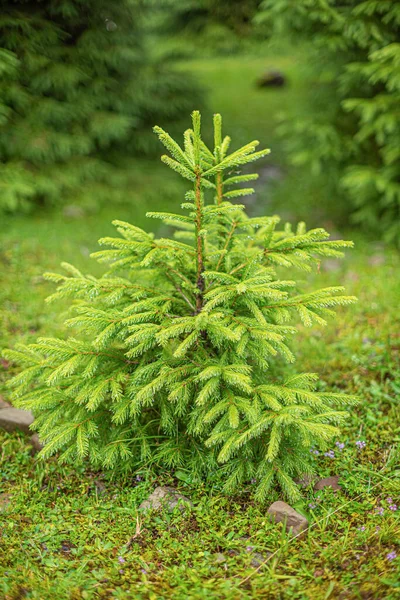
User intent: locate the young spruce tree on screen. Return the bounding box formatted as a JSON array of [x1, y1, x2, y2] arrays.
[[4, 113, 357, 501]]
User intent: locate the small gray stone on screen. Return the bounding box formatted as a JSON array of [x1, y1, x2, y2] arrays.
[[139, 486, 193, 513], [30, 433, 43, 455], [313, 475, 341, 491], [257, 70, 286, 88], [267, 501, 308, 536], [0, 408, 34, 433]]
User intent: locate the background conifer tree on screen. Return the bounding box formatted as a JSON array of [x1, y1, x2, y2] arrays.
[[3, 112, 357, 502], [0, 0, 202, 212], [166, 0, 260, 36], [257, 0, 400, 243], [161, 0, 267, 56]]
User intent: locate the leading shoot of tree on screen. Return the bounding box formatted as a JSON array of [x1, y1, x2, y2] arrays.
[[4, 112, 358, 501]]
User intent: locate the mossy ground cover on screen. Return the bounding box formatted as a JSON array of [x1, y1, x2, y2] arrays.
[[1, 51, 399, 599]]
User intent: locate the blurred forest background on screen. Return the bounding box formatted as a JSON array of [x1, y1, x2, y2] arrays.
[[1, 3, 400, 598], [1, 0, 399, 349]]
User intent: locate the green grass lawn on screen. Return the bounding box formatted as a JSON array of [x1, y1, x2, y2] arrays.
[[1, 49, 400, 599], [1, 232, 399, 600]]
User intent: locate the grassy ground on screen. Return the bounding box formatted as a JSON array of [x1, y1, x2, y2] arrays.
[[181, 49, 306, 153], [1, 50, 400, 599]]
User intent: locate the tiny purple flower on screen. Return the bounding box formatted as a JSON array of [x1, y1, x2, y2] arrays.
[[335, 442, 345, 451], [310, 449, 319, 456], [389, 504, 397, 512], [135, 475, 142, 482], [375, 526, 381, 532], [118, 556, 126, 564], [250, 478, 257, 484], [324, 450, 335, 459], [356, 440, 366, 449], [357, 526, 365, 532], [141, 568, 147, 574], [387, 551, 397, 561], [246, 545, 254, 552], [308, 503, 317, 509], [386, 497, 393, 504], [375, 506, 384, 516], [119, 569, 124, 574]]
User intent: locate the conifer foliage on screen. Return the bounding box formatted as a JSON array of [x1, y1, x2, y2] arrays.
[[163, 0, 267, 56], [257, 0, 400, 243], [0, 0, 201, 212], [4, 112, 357, 501]]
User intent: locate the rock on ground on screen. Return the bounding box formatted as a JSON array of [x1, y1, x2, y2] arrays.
[[0, 407, 34, 433], [257, 70, 286, 88], [314, 476, 342, 491], [30, 433, 43, 455], [267, 501, 308, 536], [139, 486, 193, 513]]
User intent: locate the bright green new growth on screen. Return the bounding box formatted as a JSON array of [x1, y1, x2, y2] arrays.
[[4, 112, 358, 501]]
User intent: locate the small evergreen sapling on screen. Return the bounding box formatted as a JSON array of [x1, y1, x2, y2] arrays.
[[4, 112, 357, 501]]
